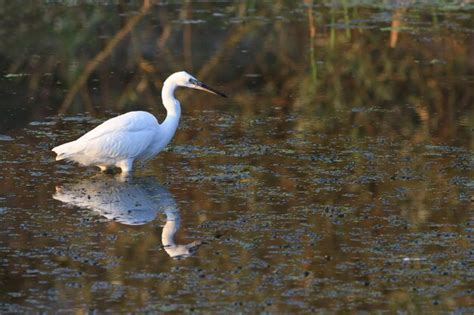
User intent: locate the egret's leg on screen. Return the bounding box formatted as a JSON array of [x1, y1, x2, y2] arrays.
[[98, 165, 108, 172], [118, 159, 133, 175]]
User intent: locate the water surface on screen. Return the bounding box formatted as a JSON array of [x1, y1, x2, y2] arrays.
[[0, 1, 473, 313]]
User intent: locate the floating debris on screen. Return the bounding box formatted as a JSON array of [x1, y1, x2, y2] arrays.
[[3, 73, 30, 78], [0, 135, 14, 141]]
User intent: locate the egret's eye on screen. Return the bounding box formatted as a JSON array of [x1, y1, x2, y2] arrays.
[[189, 78, 199, 85]]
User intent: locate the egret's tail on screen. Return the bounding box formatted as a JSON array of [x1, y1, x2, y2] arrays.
[[52, 141, 82, 161]]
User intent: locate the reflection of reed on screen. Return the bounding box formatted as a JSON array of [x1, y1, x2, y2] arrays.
[[59, 0, 152, 114], [182, 0, 194, 72], [306, 0, 317, 83], [390, 9, 405, 48], [197, 24, 255, 81]]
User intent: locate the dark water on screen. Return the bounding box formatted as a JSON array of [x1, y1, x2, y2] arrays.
[[0, 1, 473, 313]]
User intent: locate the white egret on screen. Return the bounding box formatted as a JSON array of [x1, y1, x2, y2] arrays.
[[52, 71, 226, 174]]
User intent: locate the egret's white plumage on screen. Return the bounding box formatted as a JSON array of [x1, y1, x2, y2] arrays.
[[52, 71, 226, 174]]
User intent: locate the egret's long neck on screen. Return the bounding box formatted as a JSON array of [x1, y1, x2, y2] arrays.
[[160, 79, 181, 137]]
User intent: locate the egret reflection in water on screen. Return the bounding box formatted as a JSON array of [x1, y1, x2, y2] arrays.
[[53, 176, 201, 258]]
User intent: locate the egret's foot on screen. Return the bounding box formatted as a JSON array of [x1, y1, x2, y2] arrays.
[[116, 173, 130, 182], [119, 170, 132, 177], [98, 165, 108, 172], [98, 166, 119, 175], [117, 159, 134, 176]]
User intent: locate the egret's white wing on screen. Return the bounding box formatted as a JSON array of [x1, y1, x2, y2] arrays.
[[78, 111, 159, 142], [53, 111, 161, 164], [82, 129, 156, 162]]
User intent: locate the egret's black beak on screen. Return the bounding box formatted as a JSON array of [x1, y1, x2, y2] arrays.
[[190, 78, 227, 98]]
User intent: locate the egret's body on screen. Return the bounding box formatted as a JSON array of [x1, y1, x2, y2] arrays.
[[52, 71, 225, 174]]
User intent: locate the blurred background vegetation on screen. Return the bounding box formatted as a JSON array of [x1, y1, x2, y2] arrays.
[[0, 0, 472, 146]]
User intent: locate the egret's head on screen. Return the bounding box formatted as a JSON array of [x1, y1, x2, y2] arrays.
[[171, 71, 227, 98]]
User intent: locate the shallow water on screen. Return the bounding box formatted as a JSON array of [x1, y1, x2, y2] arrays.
[[0, 1, 473, 313]]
